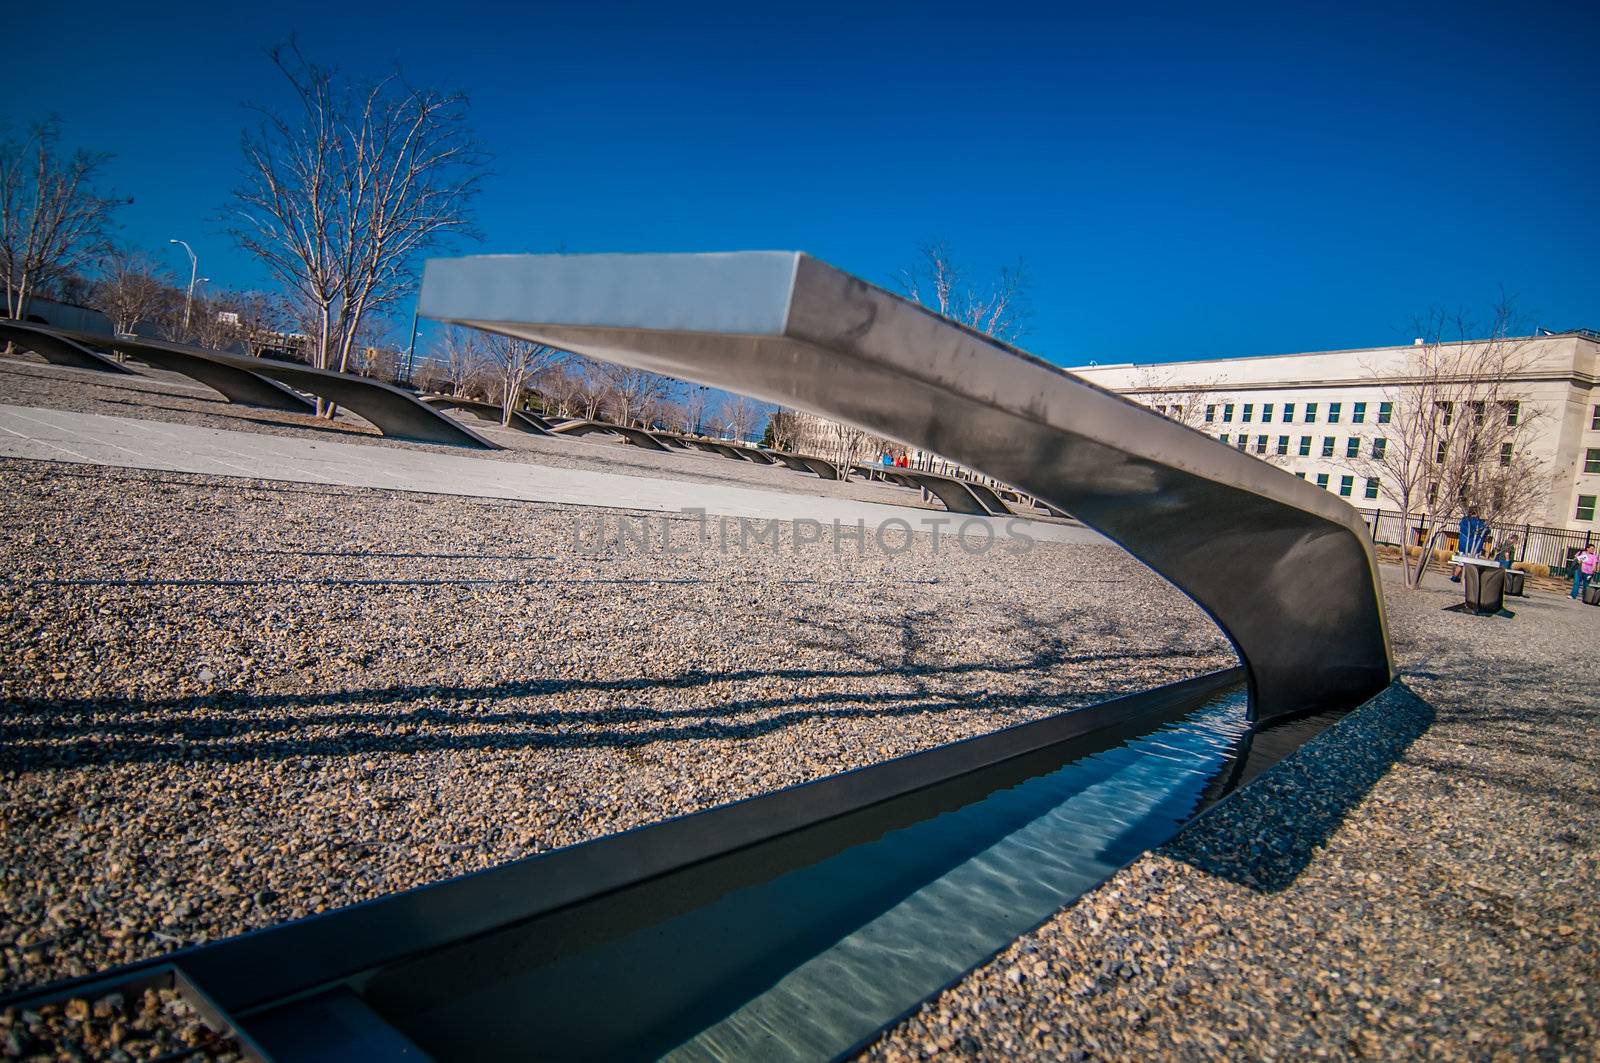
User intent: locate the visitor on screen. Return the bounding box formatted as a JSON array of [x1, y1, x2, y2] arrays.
[[1495, 536, 1517, 570], [1452, 509, 1488, 583], [1572, 545, 1599, 601], [880, 451, 893, 466]]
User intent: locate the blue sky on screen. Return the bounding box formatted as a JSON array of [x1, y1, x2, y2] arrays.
[[13, 0, 1598, 367]]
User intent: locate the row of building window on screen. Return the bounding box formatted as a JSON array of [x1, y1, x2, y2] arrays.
[[1201, 398, 1524, 428], [1282, 471, 1382, 499], [1217, 432, 1522, 468], [1218, 433, 1388, 459], [1592, 406, 1600, 431], [1203, 400, 1390, 426]]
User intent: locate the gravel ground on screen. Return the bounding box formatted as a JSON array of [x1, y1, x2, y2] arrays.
[[5, 375, 1594, 1060], [0, 986, 241, 1061], [0, 356, 993, 515], [0, 457, 1230, 1001], [865, 572, 1600, 1060]]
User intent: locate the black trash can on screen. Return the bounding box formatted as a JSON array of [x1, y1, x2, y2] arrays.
[[1504, 570, 1526, 597], [1464, 565, 1506, 615], [1584, 583, 1600, 606]]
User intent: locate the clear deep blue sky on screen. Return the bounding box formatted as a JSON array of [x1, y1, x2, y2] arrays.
[[14, 0, 1598, 366]]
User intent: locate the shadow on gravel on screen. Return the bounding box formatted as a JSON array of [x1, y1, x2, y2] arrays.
[[0, 632, 1223, 768], [1163, 680, 1435, 892]]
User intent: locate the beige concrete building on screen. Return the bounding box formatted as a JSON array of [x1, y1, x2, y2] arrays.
[[1073, 331, 1600, 531]]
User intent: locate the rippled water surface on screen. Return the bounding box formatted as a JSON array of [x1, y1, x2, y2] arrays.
[[669, 689, 1251, 1062], [367, 686, 1252, 1061]]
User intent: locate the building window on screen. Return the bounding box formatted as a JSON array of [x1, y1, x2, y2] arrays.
[[1436, 401, 1453, 427], [1378, 401, 1392, 424], [1255, 434, 1268, 453], [1435, 440, 1447, 464], [1298, 436, 1312, 456], [1427, 481, 1439, 505], [1352, 401, 1366, 424], [1305, 402, 1318, 423], [1364, 477, 1380, 500], [1499, 442, 1514, 467], [1328, 402, 1342, 424], [1579, 495, 1597, 522], [1220, 433, 1229, 445], [1205, 405, 1215, 423], [1315, 473, 1330, 489], [1242, 403, 1254, 423], [1503, 400, 1519, 426], [1321, 436, 1335, 458], [1262, 403, 1274, 423], [1236, 436, 1247, 450], [1585, 448, 1600, 474], [1345, 437, 1360, 458], [1223, 404, 1234, 423], [1371, 437, 1386, 459], [1171, 405, 1184, 422], [1339, 475, 1353, 497], [1294, 471, 1306, 479], [1276, 435, 1289, 455], [1470, 401, 1486, 426], [1592, 405, 1600, 430], [1282, 403, 1295, 423]]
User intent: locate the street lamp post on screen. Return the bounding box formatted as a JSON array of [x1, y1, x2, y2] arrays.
[[170, 239, 198, 332], [404, 302, 421, 386]]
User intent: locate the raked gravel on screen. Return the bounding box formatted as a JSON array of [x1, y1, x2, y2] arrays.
[[0, 457, 1229, 999]]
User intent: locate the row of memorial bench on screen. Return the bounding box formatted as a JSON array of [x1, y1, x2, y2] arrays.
[[0, 319, 1058, 520]]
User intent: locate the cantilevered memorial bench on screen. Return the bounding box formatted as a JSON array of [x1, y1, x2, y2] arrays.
[[7, 322, 497, 449], [420, 395, 555, 435], [0, 320, 137, 375], [545, 418, 674, 452], [668, 435, 761, 462], [854, 462, 1012, 517], [424, 251, 1394, 723], [54, 325, 317, 414], [4, 319, 312, 413]]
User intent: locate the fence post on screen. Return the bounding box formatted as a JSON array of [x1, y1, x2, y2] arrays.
[[1520, 524, 1530, 562]]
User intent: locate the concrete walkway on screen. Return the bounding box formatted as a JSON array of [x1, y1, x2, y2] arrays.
[[0, 404, 1100, 545]]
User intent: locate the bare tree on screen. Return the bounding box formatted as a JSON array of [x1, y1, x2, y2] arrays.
[[227, 42, 486, 416], [1343, 301, 1548, 588], [767, 408, 803, 452], [0, 120, 126, 323], [777, 409, 886, 478], [89, 248, 173, 341], [684, 385, 713, 435], [897, 238, 1031, 343], [598, 363, 671, 426], [716, 394, 764, 443], [426, 325, 490, 397], [483, 333, 560, 425], [186, 295, 248, 352], [221, 289, 295, 357], [653, 399, 690, 433], [1125, 368, 1217, 430]]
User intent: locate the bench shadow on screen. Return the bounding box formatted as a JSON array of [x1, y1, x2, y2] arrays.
[[1164, 679, 1434, 892]]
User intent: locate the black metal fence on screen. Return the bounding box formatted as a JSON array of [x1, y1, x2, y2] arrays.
[[1356, 508, 1596, 573]]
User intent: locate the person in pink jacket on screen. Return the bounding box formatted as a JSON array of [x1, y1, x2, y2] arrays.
[[1572, 545, 1599, 600]]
